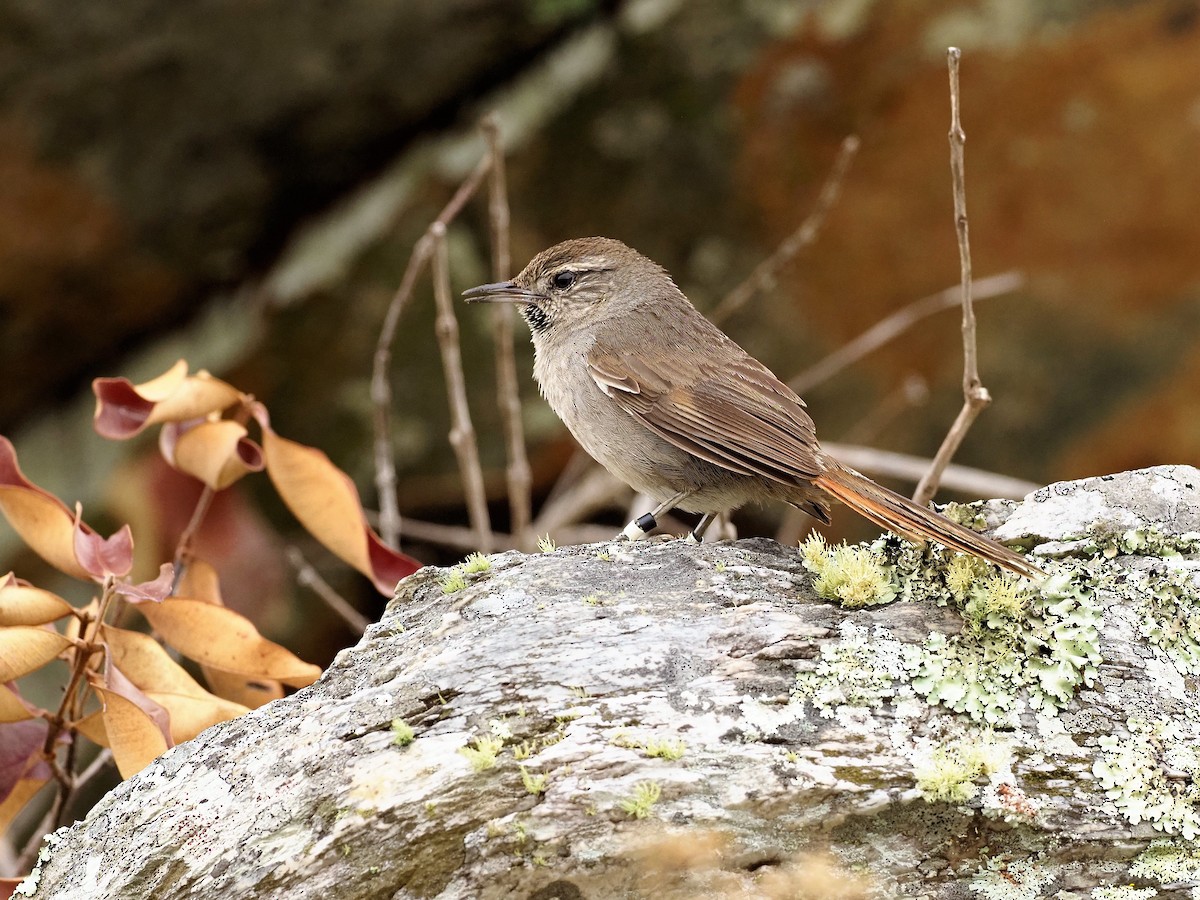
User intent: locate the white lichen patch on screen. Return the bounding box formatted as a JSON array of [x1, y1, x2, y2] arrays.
[[1135, 561, 1200, 676], [792, 621, 914, 729], [1093, 718, 1200, 840], [1090, 887, 1158, 900], [969, 855, 1061, 900], [1130, 838, 1200, 888]]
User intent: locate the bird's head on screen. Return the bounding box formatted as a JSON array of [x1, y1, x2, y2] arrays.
[[463, 237, 672, 337]]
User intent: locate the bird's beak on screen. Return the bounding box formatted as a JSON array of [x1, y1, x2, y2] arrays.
[[462, 281, 542, 304]]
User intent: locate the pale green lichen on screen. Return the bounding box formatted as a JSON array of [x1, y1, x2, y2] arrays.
[[537, 534, 557, 553], [1136, 564, 1200, 676], [800, 533, 897, 608], [439, 568, 469, 594], [1093, 718, 1200, 840], [1130, 838, 1200, 886], [911, 567, 1102, 726], [969, 856, 1057, 900], [1090, 888, 1157, 900], [520, 765, 548, 795], [913, 732, 1011, 804]]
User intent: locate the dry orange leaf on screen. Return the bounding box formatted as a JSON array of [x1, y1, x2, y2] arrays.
[[259, 422, 420, 594], [165, 420, 264, 491], [0, 628, 72, 681], [100, 625, 211, 698], [0, 584, 73, 626], [0, 775, 48, 837], [93, 687, 170, 779], [0, 438, 91, 581], [201, 669, 284, 710], [145, 691, 249, 743], [0, 684, 32, 723], [92, 359, 243, 440], [138, 598, 321, 688], [176, 560, 285, 708], [73, 711, 107, 747]]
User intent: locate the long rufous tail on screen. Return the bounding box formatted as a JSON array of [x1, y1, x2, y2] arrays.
[[812, 462, 1044, 581]]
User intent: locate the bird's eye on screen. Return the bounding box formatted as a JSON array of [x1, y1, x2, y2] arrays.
[[551, 271, 577, 290]]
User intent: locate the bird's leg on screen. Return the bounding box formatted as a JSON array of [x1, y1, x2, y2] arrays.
[[619, 492, 689, 541], [684, 513, 717, 544]]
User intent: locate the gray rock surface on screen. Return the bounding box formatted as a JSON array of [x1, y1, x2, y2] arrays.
[[18, 467, 1200, 899]]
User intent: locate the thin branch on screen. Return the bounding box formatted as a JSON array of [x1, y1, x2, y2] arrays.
[[531, 464, 629, 535], [913, 48, 993, 507], [482, 115, 534, 551], [372, 152, 493, 548], [286, 546, 369, 635], [787, 271, 1023, 395], [431, 225, 494, 553], [711, 135, 860, 324]]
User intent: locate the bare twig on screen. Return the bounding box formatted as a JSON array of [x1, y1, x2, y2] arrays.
[[286, 546, 369, 635], [787, 271, 1023, 395], [431, 226, 494, 552], [838, 374, 930, 446], [823, 442, 1036, 499], [712, 135, 860, 324], [531, 464, 629, 534], [372, 152, 493, 548], [913, 48, 993, 507], [482, 115, 534, 551]]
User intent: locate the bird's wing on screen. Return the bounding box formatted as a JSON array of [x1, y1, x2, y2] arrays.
[[587, 338, 824, 486]]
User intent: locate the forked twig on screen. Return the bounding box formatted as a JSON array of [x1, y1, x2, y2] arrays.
[[912, 48, 993, 507], [371, 153, 492, 548], [431, 226, 494, 552], [286, 546, 370, 634], [787, 271, 1023, 395], [482, 115, 534, 550], [712, 134, 860, 324]]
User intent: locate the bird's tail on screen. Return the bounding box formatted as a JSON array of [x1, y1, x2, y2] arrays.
[[812, 462, 1043, 581]]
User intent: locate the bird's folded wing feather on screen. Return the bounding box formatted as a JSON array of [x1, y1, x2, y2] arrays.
[[587, 342, 824, 485]]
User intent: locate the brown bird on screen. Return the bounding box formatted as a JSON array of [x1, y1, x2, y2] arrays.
[[464, 237, 1042, 580]]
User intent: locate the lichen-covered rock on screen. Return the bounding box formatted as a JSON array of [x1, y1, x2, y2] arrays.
[[18, 468, 1200, 899]]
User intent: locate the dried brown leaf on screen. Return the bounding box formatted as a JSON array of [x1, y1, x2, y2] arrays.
[[258, 419, 420, 594], [0, 627, 72, 681], [162, 420, 264, 490], [137, 598, 321, 688], [0, 684, 33, 724], [0, 582, 73, 626], [92, 360, 242, 440], [92, 686, 170, 779], [145, 691, 249, 743]]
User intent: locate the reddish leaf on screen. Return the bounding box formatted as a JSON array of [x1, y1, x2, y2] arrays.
[[0, 719, 49, 805], [72, 505, 133, 579], [256, 411, 420, 594], [113, 563, 175, 603], [92, 360, 242, 440], [2, 877, 28, 899]]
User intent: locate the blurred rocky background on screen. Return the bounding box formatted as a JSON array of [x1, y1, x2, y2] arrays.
[[2, 0, 1198, 660]]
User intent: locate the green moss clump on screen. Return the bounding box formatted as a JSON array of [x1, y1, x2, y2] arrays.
[[800, 533, 897, 608]]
